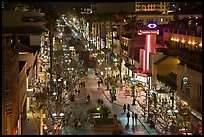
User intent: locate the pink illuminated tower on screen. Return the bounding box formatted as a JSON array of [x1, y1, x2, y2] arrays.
[[138, 22, 159, 73]]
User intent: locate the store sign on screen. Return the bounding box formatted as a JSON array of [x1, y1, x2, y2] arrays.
[[147, 22, 157, 29], [136, 75, 147, 83]]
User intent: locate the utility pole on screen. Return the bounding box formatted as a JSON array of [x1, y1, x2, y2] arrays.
[[40, 108, 43, 135]]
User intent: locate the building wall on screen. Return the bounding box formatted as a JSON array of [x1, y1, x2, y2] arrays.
[[19, 63, 27, 114], [2, 34, 19, 135], [30, 35, 41, 46], [18, 63, 27, 135], [2, 11, 44, 28], [19, 52, 38, 89], [136, 14, 173, 25], [19, 53, 36, 69], [150, 52, 165, 85], [177, 64, 202, 113], [163, 32, 202, 50], [178, 14, 202, 20], [156, 56, 178, 77], [135, 2, 170, 13]]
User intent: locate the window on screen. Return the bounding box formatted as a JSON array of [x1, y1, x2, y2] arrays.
[[181, 76, 190, 94]]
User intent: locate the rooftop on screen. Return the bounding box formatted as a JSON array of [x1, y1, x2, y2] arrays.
[[2, 26, 45, 34], [19, 43, 41, 53]]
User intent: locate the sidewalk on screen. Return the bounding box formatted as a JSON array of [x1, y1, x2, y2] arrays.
[[96, 75, 158, 135], [23, 111, 40, 135]]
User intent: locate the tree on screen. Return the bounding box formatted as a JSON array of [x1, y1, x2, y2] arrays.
[[115, 11, 128, 82], [100, 106, 110, 119], [108, 12, 117, 53], [44, 10, 59, 88]]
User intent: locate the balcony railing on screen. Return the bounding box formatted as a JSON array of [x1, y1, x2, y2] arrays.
[[167, 29, 202, 37]]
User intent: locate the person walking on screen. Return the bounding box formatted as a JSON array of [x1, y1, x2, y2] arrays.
[[132, 96, 136, 105], [97, 80, 100, 89], [123, 104, 126, 113], [132, 112, 135, 125], [78, 118, 82, 127], [99, 76, 103, 83], [127, 104, 130, 112], [127, 111, 130, 124], [135, 113, 138, 125], [78, 89, 80, 95]]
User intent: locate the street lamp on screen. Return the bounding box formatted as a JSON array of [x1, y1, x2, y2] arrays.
[[147, 89, 154, 123], [105, 67, 111, 74], [169, 89, 175, 110], [167, 109, 179, 135], [105, 67, 111, 90], [146, 74, 154, 123]]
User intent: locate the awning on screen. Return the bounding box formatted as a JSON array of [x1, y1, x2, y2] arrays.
[[2, 26, 44, 34], [154, 55, 169, 65], [19, 43, 41, 53]]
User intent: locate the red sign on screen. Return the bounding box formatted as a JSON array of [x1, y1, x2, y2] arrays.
[[198, 122, 202, 134]]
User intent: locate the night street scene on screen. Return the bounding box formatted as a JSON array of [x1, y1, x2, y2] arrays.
[[2, 2, 202, 135]]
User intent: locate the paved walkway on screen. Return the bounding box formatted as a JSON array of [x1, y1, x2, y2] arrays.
[[23, 112, 40, 135], [95, 75, 158, 135]]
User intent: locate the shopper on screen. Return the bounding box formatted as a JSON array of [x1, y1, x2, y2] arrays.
[[123, 104, 126, 113], [132, 112, 135, 124], [97, 80, 101, 88], [127, 104, 130, 112], [127, 112, 130, 124], [135, 113, 138, 125]]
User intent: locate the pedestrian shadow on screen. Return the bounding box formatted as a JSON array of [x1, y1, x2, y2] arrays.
[[125, 123, 129, 130], [131, 124, 136, 132]]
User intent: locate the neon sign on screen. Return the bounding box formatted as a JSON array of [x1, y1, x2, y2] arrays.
[[147, 23, 157, 29]]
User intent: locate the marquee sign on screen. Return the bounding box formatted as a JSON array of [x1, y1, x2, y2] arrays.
[[147, 22, 157, 29]]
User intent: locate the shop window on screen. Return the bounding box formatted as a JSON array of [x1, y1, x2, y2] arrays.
[[181, 76, 190, 94]]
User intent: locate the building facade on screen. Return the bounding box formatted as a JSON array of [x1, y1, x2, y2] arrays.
[[135, 2, 170, 14], [2, 4, 44, 135]]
